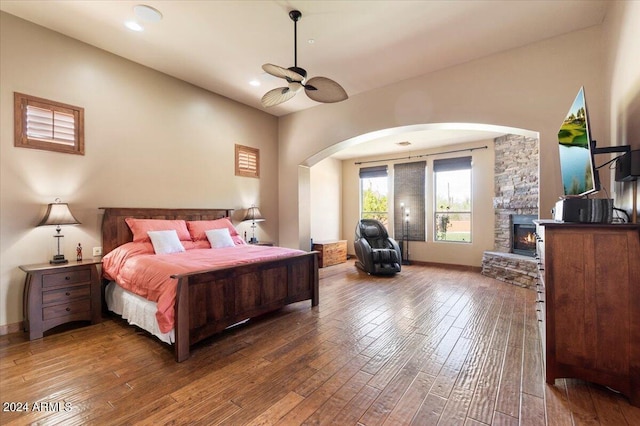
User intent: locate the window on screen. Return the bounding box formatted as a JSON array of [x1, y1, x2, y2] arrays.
[[434, 156, 472, 242], [359, 165, 388, 227], [235, 144, 260, 178], [14, 92, 84, 155]]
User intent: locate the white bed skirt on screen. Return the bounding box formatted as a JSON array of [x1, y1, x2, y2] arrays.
[[105, 281, 175, 344]]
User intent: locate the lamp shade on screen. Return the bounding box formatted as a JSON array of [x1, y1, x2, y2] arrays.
[[243, 206, 265, 222], [37, 202, 80, 227]]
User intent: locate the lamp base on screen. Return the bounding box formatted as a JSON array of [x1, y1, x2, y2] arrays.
[[50, 255, 68, 265], [248, 237, 258, 244]]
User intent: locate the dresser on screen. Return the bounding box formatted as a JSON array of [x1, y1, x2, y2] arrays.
[[534, 221, 639, 406], [21, 260, 102, 339]]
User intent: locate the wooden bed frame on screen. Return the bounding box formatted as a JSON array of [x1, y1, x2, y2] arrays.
[[101, 207, 319, 362]]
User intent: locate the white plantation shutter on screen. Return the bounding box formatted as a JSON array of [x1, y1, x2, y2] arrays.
[[14, 93, 84, 155], [26, 105, 76, 146], [235, 144, 260, 178]]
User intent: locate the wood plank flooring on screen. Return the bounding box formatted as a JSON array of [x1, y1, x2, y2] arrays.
[[1, 260, 638, 425]]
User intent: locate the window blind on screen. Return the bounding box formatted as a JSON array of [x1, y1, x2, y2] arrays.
[[393, 161, 426, 241], [359, 165, 388, 179], [433, 156, 472, 172]]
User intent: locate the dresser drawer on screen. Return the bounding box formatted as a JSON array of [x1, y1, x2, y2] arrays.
[[43, 299, 91, 320], [43, 285, 91, 305], [43, 269, 91, 288]]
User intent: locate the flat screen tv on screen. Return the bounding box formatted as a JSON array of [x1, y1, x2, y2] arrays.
[[557, 87, 599, 197]]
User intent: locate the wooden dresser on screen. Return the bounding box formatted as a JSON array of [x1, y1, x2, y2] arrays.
[[534, 221, 639, 406], [20, 260, 102, 340], [312, 240, 347, 268]]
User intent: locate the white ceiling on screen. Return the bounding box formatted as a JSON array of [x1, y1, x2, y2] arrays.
[[1, 0, 609, 159]]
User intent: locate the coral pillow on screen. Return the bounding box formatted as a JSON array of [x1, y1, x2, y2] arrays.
[[125, 218, 191, 243], [147, 230, 186, 254], [186, 218, 239, 241], [187, 218, 246, 246]]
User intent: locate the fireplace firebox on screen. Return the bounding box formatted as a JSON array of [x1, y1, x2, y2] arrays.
[[512, 215, 537, 257]]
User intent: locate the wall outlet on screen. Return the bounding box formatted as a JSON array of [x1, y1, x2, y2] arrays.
[[93, 246, 102, 257]]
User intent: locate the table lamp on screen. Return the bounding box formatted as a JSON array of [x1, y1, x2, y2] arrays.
[[243, 205, 265, 243], [37, 199, 80, 264]]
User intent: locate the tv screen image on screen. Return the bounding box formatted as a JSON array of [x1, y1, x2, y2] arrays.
[[557, 87, 598, 197]]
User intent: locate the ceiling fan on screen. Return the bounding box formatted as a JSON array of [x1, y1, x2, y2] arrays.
[[261, 10, 348, 108]]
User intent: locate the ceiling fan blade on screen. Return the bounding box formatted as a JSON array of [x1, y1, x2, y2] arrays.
[[261, 86, 297, 107], [304, 77, 348, 103], [262, 64, 304, 82]]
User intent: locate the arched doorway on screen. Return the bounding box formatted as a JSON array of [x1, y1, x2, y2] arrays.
[[304, 123, 539, 267]]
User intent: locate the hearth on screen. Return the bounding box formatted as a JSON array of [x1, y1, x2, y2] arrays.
[[512, 214, 537, 257]]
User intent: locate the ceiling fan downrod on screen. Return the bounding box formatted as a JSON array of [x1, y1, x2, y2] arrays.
[[288, 10, 306, 78]]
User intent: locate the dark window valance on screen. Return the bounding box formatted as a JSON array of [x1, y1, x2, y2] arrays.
[[359, 165, 388, 179], [433, 156, 472, 172]]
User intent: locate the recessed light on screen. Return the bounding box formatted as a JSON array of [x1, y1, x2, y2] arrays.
[[307, 39, 315, 44], [125, 20, 144, 32], [134, 5, 163, 22], [249, 80, 261, 87]]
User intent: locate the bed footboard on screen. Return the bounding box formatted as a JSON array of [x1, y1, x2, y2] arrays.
[[172, 251, 318, 362]]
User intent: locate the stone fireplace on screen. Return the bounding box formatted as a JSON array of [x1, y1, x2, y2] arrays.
[[512, 214, 537, 257], [481, 135, 539, 289]]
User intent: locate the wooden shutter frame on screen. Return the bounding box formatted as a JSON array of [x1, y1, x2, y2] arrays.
[[14, 92, 85, 155], [235, 144, 260, 178]]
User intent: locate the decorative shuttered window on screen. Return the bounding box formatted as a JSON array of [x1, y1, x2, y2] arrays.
[[235, 144, 260, 178], [14, 92, 84, 155]]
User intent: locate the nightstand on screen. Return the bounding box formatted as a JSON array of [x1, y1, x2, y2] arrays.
[[20, 259, 102, 340], [249, 241, 274, 246]]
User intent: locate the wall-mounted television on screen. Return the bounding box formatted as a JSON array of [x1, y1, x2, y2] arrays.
[[557, 87, 599, 198]]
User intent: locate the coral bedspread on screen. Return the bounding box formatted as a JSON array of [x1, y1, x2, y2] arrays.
[[102, 242, 305, 333]]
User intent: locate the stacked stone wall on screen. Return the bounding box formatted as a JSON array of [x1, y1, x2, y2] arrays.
[[481, 252, 538, 289], [482, 134, 540, 287]]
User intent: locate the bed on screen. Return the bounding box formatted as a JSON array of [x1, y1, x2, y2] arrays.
[[101, 207, 319, 362]]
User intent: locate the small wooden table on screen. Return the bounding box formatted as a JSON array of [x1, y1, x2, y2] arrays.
[[20, 259, 102, 340], [312, 240, 347, 268]]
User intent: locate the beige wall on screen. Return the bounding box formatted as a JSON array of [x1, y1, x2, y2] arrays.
[[604, 1, 640, 216], [309, 157, 342, 242], [0, 13, 278, 328], [339, 140, 496, 266], [279, 25, 609, 251]]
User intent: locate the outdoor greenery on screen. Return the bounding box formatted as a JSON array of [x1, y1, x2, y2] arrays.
[[361, 180, 388, 226]]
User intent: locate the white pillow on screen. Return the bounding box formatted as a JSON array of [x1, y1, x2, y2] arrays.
[[147, 230, 186, 254], [205, 228, 236, 248]]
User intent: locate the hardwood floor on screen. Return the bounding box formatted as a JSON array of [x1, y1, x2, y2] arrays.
[[1, 260, 638, 425]]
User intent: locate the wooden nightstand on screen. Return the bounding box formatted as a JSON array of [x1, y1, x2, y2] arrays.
[[249, 241, 274, 246], [20, 259, 102, 340]]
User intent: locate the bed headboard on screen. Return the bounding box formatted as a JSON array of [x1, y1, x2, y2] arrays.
[[100, 207, 233, 255]]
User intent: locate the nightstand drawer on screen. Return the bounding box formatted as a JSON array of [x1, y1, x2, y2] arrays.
[[43, 269, 91, 288], [43, 299, 91, 320], [43, 285, 91, 305]]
